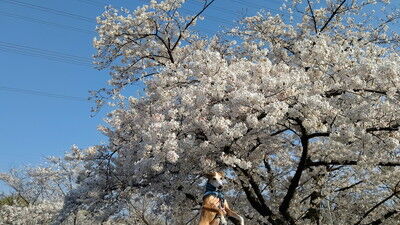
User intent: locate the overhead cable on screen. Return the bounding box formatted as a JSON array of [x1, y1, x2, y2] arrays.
[[0, 85, 88, 102], [0, 10, 94, 34], [0, 41, 93, 66], [0, 0, 95, 23]]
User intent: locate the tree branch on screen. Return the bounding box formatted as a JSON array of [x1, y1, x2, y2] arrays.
[[307, 0, 318, 34], [320, 0, 347, 32], [271, 128, 289, 136], [354, 192, 398, 225], [366, 124, 400, 133], [239, 169, 270, 213], [366, 210, 399, 225], [237, 175, 264, 214], [279, 118, 308, 224], [353, 89, 386, 95], [171, 0, 215, 51], [307, 160, 400, 167], [334, 180, 363, 192], [324, 88, 387, 98], [307, 132, 330, 139], [234, 168, 280, 225]]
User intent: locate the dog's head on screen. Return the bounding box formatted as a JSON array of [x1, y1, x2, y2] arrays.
[[205, 171, 225, 190]]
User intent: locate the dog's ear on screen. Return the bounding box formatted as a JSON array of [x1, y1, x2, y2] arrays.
[[204, 172, 215, 179], [218, 171, 225, 177]]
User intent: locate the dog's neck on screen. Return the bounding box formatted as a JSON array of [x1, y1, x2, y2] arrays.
[[204, 182, 225, 205], [205, 182, 218, 192]]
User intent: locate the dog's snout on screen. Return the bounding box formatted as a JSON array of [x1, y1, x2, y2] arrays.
[[218, 185, 223, 190]]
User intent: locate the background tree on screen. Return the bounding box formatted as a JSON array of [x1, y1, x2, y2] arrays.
[[0, 156, 80, 224], [32, 0, 400, 224], [0, 151, 172, 224]]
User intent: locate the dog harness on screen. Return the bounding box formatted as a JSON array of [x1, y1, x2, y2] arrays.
[[203, 182, 225, 207]]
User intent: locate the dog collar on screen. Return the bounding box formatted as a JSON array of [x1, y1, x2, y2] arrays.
[[203, 182, 225, 203]]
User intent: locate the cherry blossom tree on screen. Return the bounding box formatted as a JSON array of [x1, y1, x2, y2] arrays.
[[0, 157, 81, 224], [56, 0, 400, 224], [0, 155, 165, 225]]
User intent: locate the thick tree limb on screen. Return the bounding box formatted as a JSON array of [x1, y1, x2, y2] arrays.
[[307, 0, 318, 34], [324, 89, 346, 98], [234, 168, 281, 225], [320, 0, 347, 32], [334, 180, 364, 192], [354, 192, 398, 225], [365, 210, 399, 225], [324, 88, 387, 98], [307, 132, 330, 139], [353, 89, 387, 95], [366, 124, 400, 132], [307, 160, 400, 167], [279, 119, 308, 224], [171, 0, 215, 51], [237, 177, 263, 213], [239, 169, 270, 213], [270, 128, 290, 136]]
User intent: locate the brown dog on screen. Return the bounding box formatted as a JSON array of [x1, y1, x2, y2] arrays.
[[198, 172, 244, 225]]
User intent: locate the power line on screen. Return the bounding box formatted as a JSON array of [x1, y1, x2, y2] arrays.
[[189, 0, 242, 16], [0, 0, 95, 23], [0, 41, 91, 62], [0, 11, 95, 34], [0, 47, 91, 66], [0, 41, 93, 66], [76, 0, 236, 27], [0, 0, 282, 67], [1, 0, 220, 36], [79, 0, 105, 7], [0, 86, 88, 102], [188, 0, 280, 17], [230, 0, 280, 13], [75, 0, 255, 34], [180, 8, 234, 25]]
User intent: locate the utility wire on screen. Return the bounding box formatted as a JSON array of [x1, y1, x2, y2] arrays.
[[0, 9, 215, 37], [80, 0, 235, 27], [76, 0, 104, 7], [79, 0, 105, 7], [0, 86, 88, 102], [230, 0, 280, 13], [0, 0, 281, 66], [0, 0, 95, 23], [74, 0, 278, 33], [188, 0, 280, 18], [75, 0, 220, 35], [189, 0, 242, 16], [73, 0, 111, 8], [0, 11, 95, 34], [180, 8, 234, 25], [0, 41, 93, 66], [0, 41, 91, 62], [0, 47, 91, 66]]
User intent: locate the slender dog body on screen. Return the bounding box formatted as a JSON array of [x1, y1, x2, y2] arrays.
[[198, 172, 244, 225]]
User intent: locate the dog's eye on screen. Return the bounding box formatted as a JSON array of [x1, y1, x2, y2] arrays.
[[212, 178, 217, 180]]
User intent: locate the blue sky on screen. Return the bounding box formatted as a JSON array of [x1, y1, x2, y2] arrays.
[[0, 0, 283, 192]]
